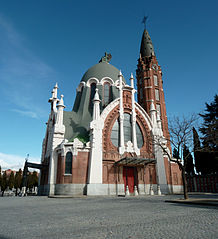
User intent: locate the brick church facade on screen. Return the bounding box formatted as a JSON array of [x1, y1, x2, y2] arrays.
[[38, 29, 183, 196]]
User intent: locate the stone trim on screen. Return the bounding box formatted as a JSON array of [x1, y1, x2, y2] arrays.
[[101, 98, 120, 122], [135, 102, 153, 130], [101, 77, 115, 85], [76, 81, 86, 92], [86, 78, 100, 87]]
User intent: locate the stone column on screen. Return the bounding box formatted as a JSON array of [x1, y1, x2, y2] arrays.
[[150, 103, 168, 194], [47, 92, 66, 196], [130, 73, 140, 156], [87, 89, 104, 195], [118, 70, 125, 154]]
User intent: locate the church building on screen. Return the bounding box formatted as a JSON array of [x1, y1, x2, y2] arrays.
[[38, 29, 183, 196]]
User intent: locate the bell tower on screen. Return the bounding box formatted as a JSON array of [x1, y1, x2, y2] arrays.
[[136, 29, 170, 141]]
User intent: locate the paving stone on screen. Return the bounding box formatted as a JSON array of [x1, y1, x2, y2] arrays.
[[0, 195, 217, 239]]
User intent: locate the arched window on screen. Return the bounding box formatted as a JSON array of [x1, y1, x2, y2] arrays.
[[123, 113, 132, 143], [80, 86, 84, 94], [104, 83, 110, 105], [110, 114, 144, 149], [65, 152, 72, 174], [110, 113, 132, 147], [90, 83, 96, 104], [111, 118, 119, 147], [136, 122, 144, 148]]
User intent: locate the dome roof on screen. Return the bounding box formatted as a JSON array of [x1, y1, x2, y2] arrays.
[[81, 62, 126, 83]]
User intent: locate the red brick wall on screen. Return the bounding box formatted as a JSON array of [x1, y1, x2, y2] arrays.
[[56, 151, 89, 184], [136, 55, 171, 151], [164, 157, 183, 186], [40, 164, 49, 185], [102, 162, 157, 185]]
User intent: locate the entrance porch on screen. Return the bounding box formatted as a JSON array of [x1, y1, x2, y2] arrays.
[[115, 157, 156, 196]]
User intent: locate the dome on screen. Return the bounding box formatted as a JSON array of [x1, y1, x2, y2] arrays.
[[81, 62, 126, 83]]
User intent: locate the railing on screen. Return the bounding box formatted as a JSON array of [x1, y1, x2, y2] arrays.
[[186, 174, 218, 193]]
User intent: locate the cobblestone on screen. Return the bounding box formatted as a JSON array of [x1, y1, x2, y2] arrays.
[[0, 195, 217, 239]]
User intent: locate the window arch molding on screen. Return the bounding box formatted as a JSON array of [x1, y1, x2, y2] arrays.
[[102, 101, 153, 153], [76, 81, 86, 92], [135, 103, 152, 131], [86, 78, 99, 87], [101, 77, 114, 86]]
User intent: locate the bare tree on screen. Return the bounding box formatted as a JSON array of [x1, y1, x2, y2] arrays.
[[153, 114, 198, 199]]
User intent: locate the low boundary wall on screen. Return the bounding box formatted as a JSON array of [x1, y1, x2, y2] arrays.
[[186, 174, 218, 193]]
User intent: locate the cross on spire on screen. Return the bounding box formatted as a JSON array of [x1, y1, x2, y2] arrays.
[[142, 16, 148, 30]]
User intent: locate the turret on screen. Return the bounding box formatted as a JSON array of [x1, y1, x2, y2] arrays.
[[56, 95, 65, 126], [92, 89, 101, 120], [49, 83, 59, 113], [130, 72, 134, 88], [136, 28, 170, 143], [54, 94, 65, 135]]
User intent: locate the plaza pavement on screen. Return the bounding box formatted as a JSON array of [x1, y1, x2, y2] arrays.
[[0, 194, 217, 239]]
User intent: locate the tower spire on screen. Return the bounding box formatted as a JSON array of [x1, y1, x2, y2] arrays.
[[140, 29, 155, 58], [136, 28, 170, 144]]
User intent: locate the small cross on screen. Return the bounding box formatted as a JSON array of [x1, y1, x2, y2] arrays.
[[142, 16, 148, 30]]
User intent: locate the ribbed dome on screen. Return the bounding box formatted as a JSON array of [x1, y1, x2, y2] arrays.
[[81, 62, 126, 83]]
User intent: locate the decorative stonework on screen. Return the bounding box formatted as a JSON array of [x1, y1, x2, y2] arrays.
[[101, 98, 120, 122], [103, 104, 120, 153], [123, 90, 132, 108], [102, 97, 154, 161], [135, 103, 152, 131]]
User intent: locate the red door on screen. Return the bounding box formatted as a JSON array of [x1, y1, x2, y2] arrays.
[[123, 167, 134, 193]]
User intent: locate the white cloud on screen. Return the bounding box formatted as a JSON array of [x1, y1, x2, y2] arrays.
[[0, 14, 58, 119], [0, 14, 24, 47], [0, 159, 10, 169], [12, 109, 38, 119], [0, 152, 40, 171]]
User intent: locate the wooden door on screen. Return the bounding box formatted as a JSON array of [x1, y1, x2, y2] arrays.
[[123, 167, 135, 193]]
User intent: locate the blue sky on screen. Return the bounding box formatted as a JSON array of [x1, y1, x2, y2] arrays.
[[0, 0, 217, 170]]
